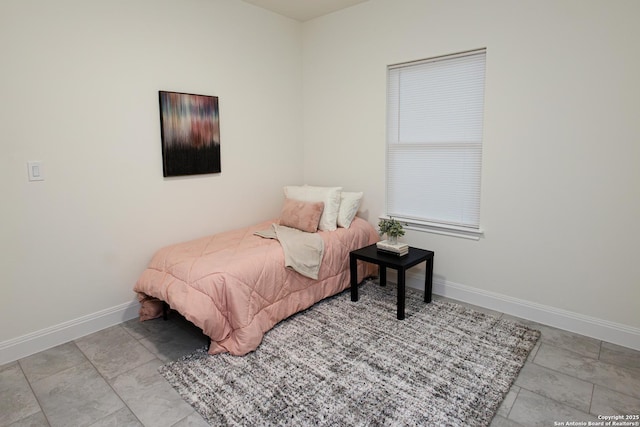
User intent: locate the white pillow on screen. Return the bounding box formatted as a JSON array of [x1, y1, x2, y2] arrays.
[[337, 191, 363, 228], [284, 185, 342, 231]]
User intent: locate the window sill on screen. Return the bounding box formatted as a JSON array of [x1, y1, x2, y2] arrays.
[[380, 216, 484, 241]]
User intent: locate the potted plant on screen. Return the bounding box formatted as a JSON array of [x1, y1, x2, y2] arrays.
[[378, 218, 405, 244]]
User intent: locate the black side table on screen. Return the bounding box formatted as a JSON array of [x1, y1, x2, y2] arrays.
[[350, 243, 434, 320]]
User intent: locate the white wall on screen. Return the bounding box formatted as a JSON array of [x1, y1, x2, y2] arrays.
[[302, 0, 640, 341], [0, 0, 303, 355]]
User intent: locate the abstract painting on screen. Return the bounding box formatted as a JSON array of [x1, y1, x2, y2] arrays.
[[159, 91, 221, 177]]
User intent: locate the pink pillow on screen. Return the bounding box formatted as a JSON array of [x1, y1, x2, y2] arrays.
[[279, 198, 324, 233]]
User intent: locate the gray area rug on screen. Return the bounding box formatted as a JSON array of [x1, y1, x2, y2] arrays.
[[160, 281, 540, 426]]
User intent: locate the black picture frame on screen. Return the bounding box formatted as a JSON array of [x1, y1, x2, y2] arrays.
[[159, 91, 221, 177]]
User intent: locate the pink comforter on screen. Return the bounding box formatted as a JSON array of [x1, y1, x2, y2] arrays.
[[134, 217, 379, 355]]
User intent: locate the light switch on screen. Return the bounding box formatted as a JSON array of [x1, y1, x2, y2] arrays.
[[27, 161, 44, 181]]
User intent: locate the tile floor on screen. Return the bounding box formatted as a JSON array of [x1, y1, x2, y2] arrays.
[[1, 293, 639, 427]]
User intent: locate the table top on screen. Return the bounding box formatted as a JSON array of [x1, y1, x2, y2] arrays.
[[350, 243, 433, 269]]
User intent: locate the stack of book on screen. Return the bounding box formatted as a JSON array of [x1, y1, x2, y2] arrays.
[[376, 240, 409, 256]]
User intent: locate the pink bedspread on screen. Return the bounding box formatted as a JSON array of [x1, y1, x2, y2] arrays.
[[134, 217, 379, 355]]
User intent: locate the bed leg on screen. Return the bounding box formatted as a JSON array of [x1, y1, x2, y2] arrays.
[[162, 301, 169, 320]]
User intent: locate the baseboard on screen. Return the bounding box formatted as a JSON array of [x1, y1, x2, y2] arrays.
[[0, 300, 140, 365], [3, 276, 639, 365], [400, 270, 640, 352]]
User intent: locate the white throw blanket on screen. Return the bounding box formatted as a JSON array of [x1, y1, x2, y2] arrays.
[[254, 224, 325, 279]]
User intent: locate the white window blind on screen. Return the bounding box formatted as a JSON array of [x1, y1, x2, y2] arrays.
[[386, 49, 486, 232]]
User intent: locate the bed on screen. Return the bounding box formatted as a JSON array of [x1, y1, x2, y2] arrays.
[[133, 186, 379, 356]]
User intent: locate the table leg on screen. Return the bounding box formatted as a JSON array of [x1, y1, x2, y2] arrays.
[[424, 256, 433, 303], [379, 266, 387, 286], [350, 254, 359, 301], [397, 268, 406, 320]]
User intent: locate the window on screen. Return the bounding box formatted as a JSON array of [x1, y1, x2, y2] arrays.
[[386, 49, 486, 239]]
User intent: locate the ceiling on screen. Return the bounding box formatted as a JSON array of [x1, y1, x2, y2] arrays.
[[241, 0, 369, 22]]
